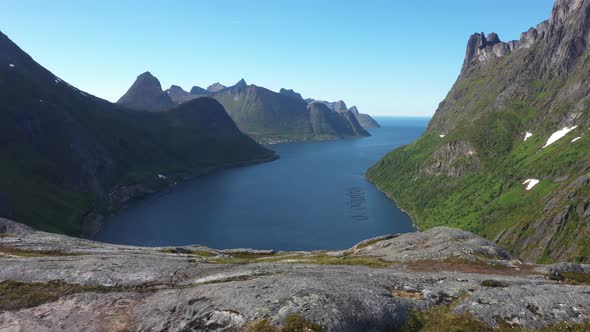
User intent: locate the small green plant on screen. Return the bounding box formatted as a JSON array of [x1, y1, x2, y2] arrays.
[[480, 280, 509, 288]]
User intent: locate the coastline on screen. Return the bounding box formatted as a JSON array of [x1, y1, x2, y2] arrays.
[[83, 153, 280, 238], [365, 174, 421, 232]]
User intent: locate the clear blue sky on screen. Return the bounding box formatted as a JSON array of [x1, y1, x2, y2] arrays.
[[1, 0, 554, 116]]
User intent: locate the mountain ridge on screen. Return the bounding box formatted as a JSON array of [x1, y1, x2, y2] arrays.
[[367, 0, 590, 263], [0, 30, 276, 236]]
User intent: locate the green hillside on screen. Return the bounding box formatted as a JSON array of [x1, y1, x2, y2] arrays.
[[368, 2, 590, 263]]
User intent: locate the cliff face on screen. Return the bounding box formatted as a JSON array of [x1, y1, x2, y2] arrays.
[[1, 217, 589, 331], [368, 0, 590, 263]]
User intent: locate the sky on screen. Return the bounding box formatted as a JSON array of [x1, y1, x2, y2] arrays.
[[0, 0, 554, 116]]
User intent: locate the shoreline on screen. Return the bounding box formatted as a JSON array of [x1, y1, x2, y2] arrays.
[[83, 153, 280, 239], [365, 174, 421, 232]]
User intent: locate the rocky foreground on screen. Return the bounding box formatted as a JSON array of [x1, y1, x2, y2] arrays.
[[0, 218, 589, 331]]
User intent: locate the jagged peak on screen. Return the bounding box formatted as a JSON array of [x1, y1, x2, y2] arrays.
[[137, 71, 155, 78], [168, 85, 186, 92], [279, 88, 303, 100], [190, 86, 208, 95], [207, 82, 227, 92], [233, 78, 248, 88], [333, 100, 347, 111], [460, 0, 590, 77], [130, 71, 163, 90]]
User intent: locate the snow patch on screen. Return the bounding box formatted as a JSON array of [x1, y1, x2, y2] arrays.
[[524, 132, 533, 141], [542, 126, 578, 148], [571, 136, 582, 142], [522, 179, 540, 191], [8, 64, 15, 68]]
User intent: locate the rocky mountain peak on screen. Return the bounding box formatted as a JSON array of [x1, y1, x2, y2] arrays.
[[168, 85, 186, 93], [348, 106, 360, 114], [233, 79, 247, 88], [542, 0, 590, 74], [207, 82, 227, 93], [279, 88, 303, 100], [551, 0, 586, 24], [460, 0, 590, 78], [117, 72, 175, 111], [460, 32, 513, 76], [190, 86, 208, 95], [333, 100, 348, 111]]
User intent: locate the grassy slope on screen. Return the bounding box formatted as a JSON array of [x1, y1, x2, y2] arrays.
[[368, 44, 590, 263], [212, 86, 316, 141]]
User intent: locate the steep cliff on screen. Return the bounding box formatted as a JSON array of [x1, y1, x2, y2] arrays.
[[368, 0, 590, 263]]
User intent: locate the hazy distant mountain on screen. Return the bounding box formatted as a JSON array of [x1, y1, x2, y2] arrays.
[[349, 106, 381, 128], [0, 30, 275, 235], [118, 75, 373, 141], [279, 88, 303, 100], [308, 102, 369, 138], [165, 85, 199, 104], [190, 86, 208, 95], [306, 99, 380, 129], [116, 72, 175, 111], [211, 84, 370, 141], [207, 82, 227, 93], [232, 79, 247, 89]]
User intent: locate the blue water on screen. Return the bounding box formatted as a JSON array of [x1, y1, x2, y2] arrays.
[[94, 117, 429, 250]]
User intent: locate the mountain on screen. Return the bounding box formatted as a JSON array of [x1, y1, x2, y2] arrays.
[[165, 85, 200, 104], [349, 106, 381, 128], [0, 31, 276, 236], [309, 99, 381, 129], [308, 102, 370, 138], [279, 88, 303, 100], [211, 84, 370, 141], [118, 76, 372, 141], [207, 82, 227, 92], [232, 78, 247, 89], [190, 86, 208, 95], [367, 0, 590, 263], [116, 72, 175, 111]]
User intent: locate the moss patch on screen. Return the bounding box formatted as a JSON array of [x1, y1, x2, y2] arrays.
[[561, 271, 590, 285], [0, 280, 154, 311], [0, 245, 82, 257], [355, 238, 387, 249], [400, 303, 590, 332], [209, 252, 390, 268], [159, 248, 217, 257]]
